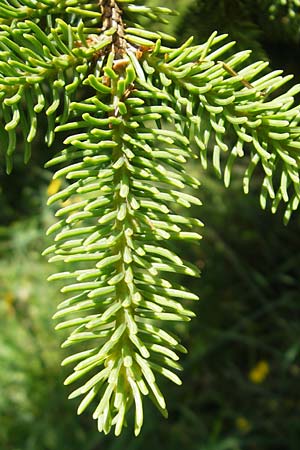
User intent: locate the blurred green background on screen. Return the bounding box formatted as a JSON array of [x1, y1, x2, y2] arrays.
[[1, 1, 300, 449]]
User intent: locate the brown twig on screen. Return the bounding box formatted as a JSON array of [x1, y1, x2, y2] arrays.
[[100, 0, 126, 58], [219, 60, 254, 89]]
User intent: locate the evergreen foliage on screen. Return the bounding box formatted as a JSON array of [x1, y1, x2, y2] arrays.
[[269, 0, 300, 20], [176, 0, 266, 60], [177, 0, 300, 58], [1, 0, 300, 436], [268, 0, 300, 41]]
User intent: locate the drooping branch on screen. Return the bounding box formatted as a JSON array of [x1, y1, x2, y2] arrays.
[[3, 0, 300, 438]]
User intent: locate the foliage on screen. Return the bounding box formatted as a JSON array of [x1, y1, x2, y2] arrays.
[[269, 0, 300, 20], [178, 0, 300, 57], [268, 0, 300, 43], [1, 0, 300, 437], [0, 222, 102, 450], [1, 190, 300, 450], [176, 0, 266, 60]]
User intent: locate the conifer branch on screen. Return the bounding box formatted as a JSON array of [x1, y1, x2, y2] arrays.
[[145, 34, 300, 223], [1, 0, 300, 437], [42, 0, 201, 436]]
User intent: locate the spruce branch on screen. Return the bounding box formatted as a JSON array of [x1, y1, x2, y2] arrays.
[[1, 0, 300, 437], [145, 32, 300, 223], [43, 0, 201, 436]]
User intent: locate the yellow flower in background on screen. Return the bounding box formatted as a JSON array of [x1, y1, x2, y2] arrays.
[[249, 360, 270, 384], [47, 178, 62, 196], [235, 416, 251, 433], [4, 291, 15, 315]]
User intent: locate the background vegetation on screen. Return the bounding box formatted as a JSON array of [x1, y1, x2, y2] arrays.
[[1, 1, 300, 449]]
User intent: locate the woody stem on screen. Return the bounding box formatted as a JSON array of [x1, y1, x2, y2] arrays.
[[100, 0, 126, 58]]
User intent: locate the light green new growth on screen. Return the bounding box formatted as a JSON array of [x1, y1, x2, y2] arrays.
[[1, 0, 300, 436]]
